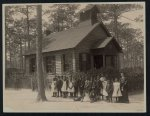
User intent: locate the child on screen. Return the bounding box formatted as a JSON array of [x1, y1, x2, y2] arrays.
[[51, 77, 57, 97], [73, 78, 79, 97], [96, 76, 103, 100], [56, 76, 63, 97], [112, 78, 122, 102], [102, 76, 108, 100], [61, 76, 68, 98], [106, 80, 113, 102], [68, 78, 74, 97], [81, 79, 91, 102], [90, 79, 97, 103], [79, 77, 85, 97]]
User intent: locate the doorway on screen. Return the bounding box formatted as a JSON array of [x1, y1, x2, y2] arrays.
[[93, 55, 103, 69]]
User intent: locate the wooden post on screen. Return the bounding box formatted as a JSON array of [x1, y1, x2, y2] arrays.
[[117, 53, 121, 70], [72, 51, 76, 72], [116, 55, 118, 69], [91, 55, 94, 69], [103, 55, 105, 68], [42, 56, 45, 74]]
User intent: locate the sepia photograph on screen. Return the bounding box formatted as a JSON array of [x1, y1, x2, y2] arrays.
[[3, 2, 146, 112]]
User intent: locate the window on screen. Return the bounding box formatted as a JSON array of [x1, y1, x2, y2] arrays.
[[79, 53, 91, 72], [62, 54, 70, 72], [45, 56, 55, 74], [30, 58, 36, 73]]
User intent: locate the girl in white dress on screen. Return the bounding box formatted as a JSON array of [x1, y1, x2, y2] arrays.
[[68, 79, 74, 97], [51, 78, 57, 97], [102, 79, 108, 98], [112, 78, 122, 102], [61, 76, 68, 98], [101, 76, 108, 100]]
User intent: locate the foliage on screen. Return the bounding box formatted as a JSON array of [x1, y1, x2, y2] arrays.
[[5, 68, 24, 88], [120, 67, 144, 91], [44, 4, 80, 32]]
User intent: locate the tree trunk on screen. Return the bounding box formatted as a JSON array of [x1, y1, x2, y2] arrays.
[[26, 5, 30, 50], [5, 22, 8, 68], [20, 37, 23, 70], [36, 5, 47, 101], [113, 5, 119, 42], [8, 38, 12, 67]]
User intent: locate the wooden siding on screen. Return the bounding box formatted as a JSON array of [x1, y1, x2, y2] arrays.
[[25, 49, 75, 77], [76, 25, 108, 52], [56, 54, 62, 75], [72, 51, 76, 72], [104, 42, 120, 55], [91, 41, 120, 55]]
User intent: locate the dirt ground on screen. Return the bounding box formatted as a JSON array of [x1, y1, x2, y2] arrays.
[[3, 89, 146, 113]]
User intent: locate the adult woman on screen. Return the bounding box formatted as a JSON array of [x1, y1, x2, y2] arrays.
[[119, 73, 129, 103]]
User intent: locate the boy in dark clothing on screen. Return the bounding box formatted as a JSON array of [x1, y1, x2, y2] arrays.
[[57, 76, 63, 97], [90, 79, 97, 102], [106, 80, 113, 102], [74, 78, 79, 97], [96, 76, 103, 100], [81, 79, 91, 102], [79, 77, 85, 97]]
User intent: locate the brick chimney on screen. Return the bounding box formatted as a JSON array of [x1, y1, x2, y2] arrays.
[[80, 5, 100, 25]]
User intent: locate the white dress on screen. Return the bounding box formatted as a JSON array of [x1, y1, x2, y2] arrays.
[[83, 92, 90, 102], [102, 81, 108, 96], [112, 82, 122, 97], [51, 81, 57, 92], [68, 82, 74, 93], [62, 81, 67, 92]]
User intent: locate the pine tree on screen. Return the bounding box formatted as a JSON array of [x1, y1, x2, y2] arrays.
[[36, 5, 47, 101]]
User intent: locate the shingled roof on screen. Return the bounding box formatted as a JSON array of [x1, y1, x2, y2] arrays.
[[24, 20, 105, 55], [93, 37, 122, 52]]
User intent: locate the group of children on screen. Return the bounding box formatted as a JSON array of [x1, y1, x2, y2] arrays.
[[50, 73, 129, 103], [51, 76, 74, 98]]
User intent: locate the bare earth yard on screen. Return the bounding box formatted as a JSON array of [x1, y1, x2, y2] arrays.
[[3, 89, 146, 113]]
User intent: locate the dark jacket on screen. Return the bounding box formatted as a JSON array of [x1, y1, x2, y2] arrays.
[[79, 79, 85, 89], [57, 79, 63, 89], [106, 82, 113, 96]]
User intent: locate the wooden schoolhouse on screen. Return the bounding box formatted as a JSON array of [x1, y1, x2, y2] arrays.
[[24, 5, 122, 78]]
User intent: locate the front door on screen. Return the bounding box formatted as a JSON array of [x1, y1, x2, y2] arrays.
[[79, 53, 91, 72], [93, 55, 103, 69]]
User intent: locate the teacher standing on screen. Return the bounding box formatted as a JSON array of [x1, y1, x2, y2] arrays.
[[119, 73, 129, 103]]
